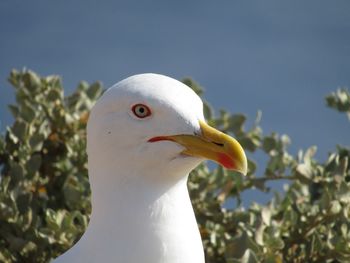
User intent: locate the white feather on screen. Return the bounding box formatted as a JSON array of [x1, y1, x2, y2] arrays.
[[55, 74, 205, 263]]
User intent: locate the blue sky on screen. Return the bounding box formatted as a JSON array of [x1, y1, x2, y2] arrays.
[[1, 0, 350, 260], [1, 1, 349, 151]]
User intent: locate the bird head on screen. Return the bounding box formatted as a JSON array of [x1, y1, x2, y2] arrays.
[[87, 74, 247, 183]]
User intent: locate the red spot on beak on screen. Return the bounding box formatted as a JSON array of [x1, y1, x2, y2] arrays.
[[218, 153, 235, 169]]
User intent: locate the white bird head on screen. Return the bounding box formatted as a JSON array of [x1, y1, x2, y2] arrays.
[[58, 74, 248, 263], [87, 73, 247, 185], [87, 73, 204, 180]]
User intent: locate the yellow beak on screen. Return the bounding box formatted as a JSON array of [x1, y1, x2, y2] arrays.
[[148, 120, 247, 175]]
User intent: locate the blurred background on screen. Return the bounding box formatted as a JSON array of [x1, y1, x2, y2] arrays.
[[1, 0, 350, 228]]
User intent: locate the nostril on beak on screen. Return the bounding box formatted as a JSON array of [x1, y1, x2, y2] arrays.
[[194, 129, 224, 147], [212, 142, 224, 147]]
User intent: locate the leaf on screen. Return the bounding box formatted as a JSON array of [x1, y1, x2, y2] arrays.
[[304, 146, 317, 164], [239, 136, 259, 152], [264, 254, 283, 263], [8, 105, 19, 118], [8, 69, 20, 88], [9, 162, 24, 182], [77, 81, 89, 91], [265, 235, 285, 251], [281, 134, 291, 147], [226, 232, 250, 259], [45, 209, 64, 230], [16, 193, 32, 213], [47, 89, 62, 102], [26, 154, 42, 174], [20, 241, 37, 256], [261, 206, 271, 226], [0, 136, 4, 152], [254, 220, 265, 246], [326, 88, 350, 116], [22, 70, 41, 93], [262, 136, 276, 153], [63, 177, 86, 210], [241, 249, 258, 263], [29, 133, 45, 152], [337, 182, 350, 204], [11, 120, 28, 141], [20, 103, 36, 123], [227, 114, 246, 135], [247, 159, 257, 175], [295, 162, 314, 183], [329, 200, 342, 215], [86, 82, 103, 100], [340, 223, 348, 237]]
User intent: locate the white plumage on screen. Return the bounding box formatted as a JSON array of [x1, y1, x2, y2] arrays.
[[56, 73, 247, 263]]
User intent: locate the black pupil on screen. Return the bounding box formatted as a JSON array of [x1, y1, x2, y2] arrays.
[[138, 107, 145, 114]]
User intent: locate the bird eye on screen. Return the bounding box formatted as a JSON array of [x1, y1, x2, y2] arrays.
[[132, 104, 152, 118]]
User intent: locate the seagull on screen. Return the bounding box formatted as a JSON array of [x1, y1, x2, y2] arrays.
[[56, 74, 247, 263]]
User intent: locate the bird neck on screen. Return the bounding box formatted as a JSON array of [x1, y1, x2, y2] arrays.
[[72, 159, 205, 263]]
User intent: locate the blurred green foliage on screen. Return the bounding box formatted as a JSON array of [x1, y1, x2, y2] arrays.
[[326, 88, 350, 120], [0, 70, 349, 262], [0, 70, 99, 262]]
